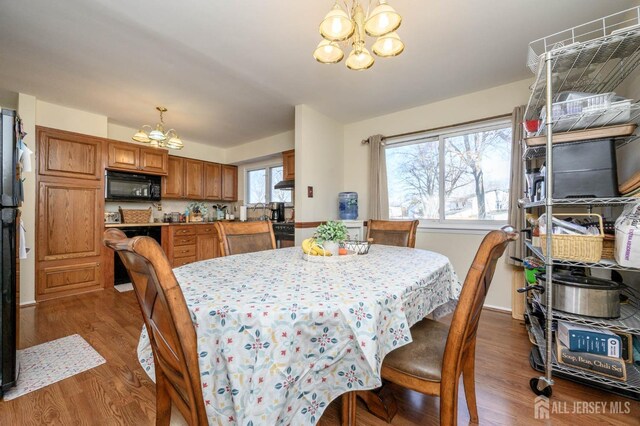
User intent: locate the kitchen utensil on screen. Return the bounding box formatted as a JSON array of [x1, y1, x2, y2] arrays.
[[519, 273, 621, 319], [104, 211, 121, 223]]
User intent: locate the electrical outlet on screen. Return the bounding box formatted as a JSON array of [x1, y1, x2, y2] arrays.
[[307, 186, 313, 198]]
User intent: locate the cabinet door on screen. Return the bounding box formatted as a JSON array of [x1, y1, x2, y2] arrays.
[[204, 162, 222, 200], [196, 234, 216, 261], [162, 156, 184, 198], [184, 159, 204, 199], [107, 142, 140, 171], [140, 148, 168, 175], [38, 182, 103, 261], [221, 165, 238, 201], [282, 149, 295, 180], [38, 127, 103, 180]]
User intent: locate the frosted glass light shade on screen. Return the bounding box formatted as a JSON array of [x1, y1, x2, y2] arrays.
[[148, 126, 166, 141], [166, 136, 184, 150], [364, 0, 401, 37], [319, 4, 355, 41], [313, 40, 344, 63], [346, 47, 375, 70], [372, 32, 404, 57], [132, 130, 151, 143]]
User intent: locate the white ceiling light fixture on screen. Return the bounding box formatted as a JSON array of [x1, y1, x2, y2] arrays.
[[132, 106, 184, 150], [313, 0, 404, 70]]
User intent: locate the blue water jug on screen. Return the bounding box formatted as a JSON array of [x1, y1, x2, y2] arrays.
[[339, 192, 358, 220]]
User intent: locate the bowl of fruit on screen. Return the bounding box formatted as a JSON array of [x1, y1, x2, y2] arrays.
[[301, 237, 357, 263]]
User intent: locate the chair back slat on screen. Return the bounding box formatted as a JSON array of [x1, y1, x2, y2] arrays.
[[103, 229, 207, 425], [215, 221, 277, 256], [367, 219, 419, 248]]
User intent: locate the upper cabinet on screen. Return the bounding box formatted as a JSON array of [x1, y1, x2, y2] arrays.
[[282, 149, 295, 180], [184, 159, 204, 199], [162, 156, 185, 198], [204, 162, 222, 200], [163, 155, 237, 201], [38, 127, 103, 180], [106, 141, 168, 175], [221, 165, 238, 201]]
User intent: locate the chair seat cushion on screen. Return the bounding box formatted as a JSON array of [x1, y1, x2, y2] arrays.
[[382, 318, 449, 382]]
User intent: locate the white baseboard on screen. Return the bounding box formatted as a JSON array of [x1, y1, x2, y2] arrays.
[[20, 300, 36, 307], [482, 304, 511, 314]]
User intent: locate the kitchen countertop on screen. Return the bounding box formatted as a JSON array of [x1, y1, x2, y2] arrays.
[[104, 220, 295, 228], [104, 221, 237, 228]]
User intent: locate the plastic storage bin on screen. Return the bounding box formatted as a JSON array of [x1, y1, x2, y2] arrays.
[[338, 192, 358, 220], [552, 138, 619, 198]]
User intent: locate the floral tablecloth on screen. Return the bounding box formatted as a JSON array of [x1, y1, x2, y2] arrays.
[[137, 245, 460, 425]]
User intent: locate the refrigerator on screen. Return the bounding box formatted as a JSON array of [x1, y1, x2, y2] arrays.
[[0, 108, 19, 396]]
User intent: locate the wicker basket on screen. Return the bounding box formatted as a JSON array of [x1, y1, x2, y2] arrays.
[[601, 235, 615, 260], [540, 213, 604, 263], [119, 207, 152, 224]]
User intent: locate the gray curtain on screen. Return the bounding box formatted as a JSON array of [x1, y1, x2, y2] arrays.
[[367, 134, 389, 220], [506, 105, 526, 265]]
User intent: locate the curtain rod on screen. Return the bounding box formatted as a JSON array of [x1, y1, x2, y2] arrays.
[[360, 112, 512, 144]]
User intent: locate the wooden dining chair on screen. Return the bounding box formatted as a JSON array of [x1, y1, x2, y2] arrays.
[[366, 219, 419, 248], [379, 227, 517, 425], [214, 220, 276, 256], [103, 229, 208, 426]]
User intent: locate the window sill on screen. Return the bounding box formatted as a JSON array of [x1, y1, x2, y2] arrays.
[[416, 221, 508, 235]]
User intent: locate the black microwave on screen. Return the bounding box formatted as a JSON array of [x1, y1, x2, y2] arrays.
[[105, 170, 161, 202]]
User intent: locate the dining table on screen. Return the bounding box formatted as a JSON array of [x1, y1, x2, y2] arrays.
[[136, 244, 461, 425]]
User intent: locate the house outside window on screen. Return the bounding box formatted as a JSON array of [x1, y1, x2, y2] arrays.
[[385, 118, 512, 228], [246, 165, 292, 205]]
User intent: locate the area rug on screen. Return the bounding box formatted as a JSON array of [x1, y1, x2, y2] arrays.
[[115, 282, 134, 293], [3, 334, 106, 401]]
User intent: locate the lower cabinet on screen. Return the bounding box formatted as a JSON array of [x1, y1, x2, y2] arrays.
[[168, 224, 220, 267]]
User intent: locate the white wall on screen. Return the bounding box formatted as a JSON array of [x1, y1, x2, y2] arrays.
[[36, 101, 108, 137], [341, 79, 533, 311], [294, 105, 344, 224], [225, 130, 294, 165]]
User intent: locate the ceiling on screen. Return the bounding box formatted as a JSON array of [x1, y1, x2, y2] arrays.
[[0, 0, 637, 148]]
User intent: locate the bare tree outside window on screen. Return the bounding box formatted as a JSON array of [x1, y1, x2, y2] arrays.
[[247, 166, 292, 205], [385, 120, 512, 223]]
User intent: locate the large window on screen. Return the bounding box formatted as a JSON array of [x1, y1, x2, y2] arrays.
[[386, 118, 512, 225], [246, 165, 292, 204]]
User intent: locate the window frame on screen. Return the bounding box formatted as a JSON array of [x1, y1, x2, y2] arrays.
[[385, 117, 512, 231], [245, 163, 293, 207]]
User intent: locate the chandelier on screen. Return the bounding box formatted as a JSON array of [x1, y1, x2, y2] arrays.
[[132, 106, 184, 150], [313, 0, 404, 70]]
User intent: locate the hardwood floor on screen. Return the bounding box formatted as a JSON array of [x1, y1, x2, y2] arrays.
[[1, 289, 638, 425]]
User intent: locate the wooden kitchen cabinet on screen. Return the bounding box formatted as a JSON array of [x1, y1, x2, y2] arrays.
[[282, 149, 295, 180], [204, 162, 222, 200], [107, 141, 168, 175], [38, 127, 103, 180], [36, 126, 105, 301], [196, 224, 219, 261], [184, 159, 205, 199], [221, 165, 238, 201], [162, 156, 185, 198], [139, 147, 168, 175], [167, 224, 219, 266]]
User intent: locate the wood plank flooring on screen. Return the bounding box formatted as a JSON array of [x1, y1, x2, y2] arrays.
[[0, 289, 637, 425]]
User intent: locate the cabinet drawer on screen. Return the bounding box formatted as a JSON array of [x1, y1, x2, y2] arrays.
[[173, 245, 196, 257], [196, 225, 217, 235], [173, 235, 196, 246], [173, 227, 196, 236], [173, 255, 196, 267]]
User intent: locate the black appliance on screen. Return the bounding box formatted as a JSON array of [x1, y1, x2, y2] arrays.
[[272, 222, 294, 248], [270, 202, 285, 222], [274, 179, 294, 190], [113, 226, 162, 285], [105, 170, 161, 202], [553, 139, 618, 198], [0, 109, 19, 397]]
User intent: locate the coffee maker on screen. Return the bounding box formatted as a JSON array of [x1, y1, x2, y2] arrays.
[[270, 202, 285, 222]]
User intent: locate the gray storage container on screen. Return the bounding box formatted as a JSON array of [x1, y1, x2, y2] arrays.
[[552, 138, 619, 198]]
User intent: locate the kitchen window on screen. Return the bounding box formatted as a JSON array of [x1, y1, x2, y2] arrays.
[[385, 118, 512, 228], [246, 165, 292, 205]]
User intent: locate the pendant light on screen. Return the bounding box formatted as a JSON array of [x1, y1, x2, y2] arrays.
[[132, 107, 184, 150], [364, 0, 402, 37]]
